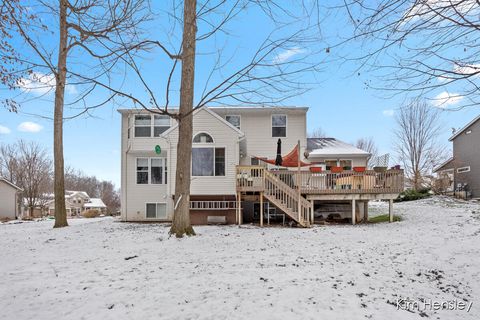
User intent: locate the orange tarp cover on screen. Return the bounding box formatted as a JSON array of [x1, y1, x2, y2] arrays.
[[255, 145, 310, 167]]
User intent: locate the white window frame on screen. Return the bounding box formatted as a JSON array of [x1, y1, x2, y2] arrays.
[[457, 166, 471, 173], [135, 157, 167, 185], [153, 115, 171, 137], [271, 114, 287, 137], [191, 146, 226, 177], [134, 114, 152, 138], [193, 132, 215, 143], [150, 158, 168, 184], [145, 202, 167, 219], [225, 115, 241, 130], [136, 157, 149, 184]]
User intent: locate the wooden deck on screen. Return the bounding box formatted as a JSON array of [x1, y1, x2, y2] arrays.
[[236, 166, 404, 195]]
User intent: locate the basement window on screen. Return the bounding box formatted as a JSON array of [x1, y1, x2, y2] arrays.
[[146, 203, 167, 219]]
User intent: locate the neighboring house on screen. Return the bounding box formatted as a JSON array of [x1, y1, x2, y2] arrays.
[[119, 106, 404, 226], [0, 178, 22, 220], [434, 114, 480, 199], [45, 191, 107, 216]]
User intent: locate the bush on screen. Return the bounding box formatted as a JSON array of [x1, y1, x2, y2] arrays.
[[394, 189, 430, 202], [83, 209, 100, 218]]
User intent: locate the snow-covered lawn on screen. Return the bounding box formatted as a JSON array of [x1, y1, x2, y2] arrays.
[[1, 197, 479, 320]]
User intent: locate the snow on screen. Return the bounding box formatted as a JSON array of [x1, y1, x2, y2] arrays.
[[1, 197, 479, 320], [307, 138, 370, 157]]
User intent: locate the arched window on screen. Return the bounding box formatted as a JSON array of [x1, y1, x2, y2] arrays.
[[193, 132, 214, 143]]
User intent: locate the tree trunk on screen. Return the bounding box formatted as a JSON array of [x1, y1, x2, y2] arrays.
[[169, 0, 197, 237], [53, 0, 68, 228]]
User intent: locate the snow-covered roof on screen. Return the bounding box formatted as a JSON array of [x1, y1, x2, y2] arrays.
[[66, 191, 90, 199], [0, 178, 23, 191], [117, 105, 308, 114], [84, 198, 106, 208], [433, 157, 455, 173], [449, 114, 480, 141], [307, 138, 370, 158]]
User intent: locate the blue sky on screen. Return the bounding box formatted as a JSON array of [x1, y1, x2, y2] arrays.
[[0, 2, 479, 187]]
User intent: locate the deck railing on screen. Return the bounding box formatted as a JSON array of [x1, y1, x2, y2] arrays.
[[236, 166, 404, 194]]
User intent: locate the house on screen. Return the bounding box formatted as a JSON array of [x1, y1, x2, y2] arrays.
[[0, 178, 22, 220], [434, 114, 480, 199], [44, 191, 107, 216], [119, 106, 404, 226]]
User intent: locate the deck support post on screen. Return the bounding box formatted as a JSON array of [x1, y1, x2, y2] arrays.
[[260, 192, 264, 227], [237, 192, 242, 225], [364, 201, 369, 223], [389, 199, 393, 223], [351, 199, 356, 225], [310, 200, 314, 225]]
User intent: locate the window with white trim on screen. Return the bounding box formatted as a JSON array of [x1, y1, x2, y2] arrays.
[[457, 166, 471, 173], [136, 158, 149, 184], [146, 203, 167, 219], [272, 115, 286, 137], [151, 158, 167, 184], [136, 158, 167, 184], [193, 132, 214, 143], [153, 115, 170, 136], [225, 115, 241, 129], [134, 114, 171, 138], [134, 115, 151, 137]]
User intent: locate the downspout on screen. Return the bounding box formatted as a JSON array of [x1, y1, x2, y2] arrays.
[[124, 114, 132, 222]]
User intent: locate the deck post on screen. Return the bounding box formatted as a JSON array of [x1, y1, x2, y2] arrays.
[[310, 200, 314, 225], [351, 198, 356, 225], [363, 201, 369, 223], [260, 192, 264, 227], [389, 199, 393, 223]]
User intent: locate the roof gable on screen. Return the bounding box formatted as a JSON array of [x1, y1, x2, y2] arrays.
[[161, 106, 245, 137], [0, 178, 22, 191], [449, 114, 480, 141]]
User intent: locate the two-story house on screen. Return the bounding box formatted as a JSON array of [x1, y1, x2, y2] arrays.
[[434, 114, 480, 199], [119, 106, 404, 226]]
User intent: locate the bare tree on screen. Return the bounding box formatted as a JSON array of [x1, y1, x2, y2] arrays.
[[0, 140, 52, 217], [308, 127, 327, 138], [3, 0, 147, 227], [356, 137, 378, 167], [333, 0, 480, 109], [394, 100, 447, 190]]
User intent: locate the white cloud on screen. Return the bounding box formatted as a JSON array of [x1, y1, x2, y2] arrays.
[[18, 122, 43, 133], [0, 125, 11, 134], [382, 109, 395, 117], [432, 91, 463, 108], [453, 63, 480, 76], [404, 0, 477, 24], [273, 47, 306, 64], [16, 72, 77, 95]]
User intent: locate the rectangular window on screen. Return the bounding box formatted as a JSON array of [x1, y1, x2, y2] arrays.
[[153, 115, 170, 137], [339, 160, 352, 170], [134, 115, 151, 137], [272, 115, 287, 137], [151, 158, 166, 184], [192, 148, 214, 176], [251, 157, 259, 165], [325, 160, 337, 170], [146, 203, 167, 219], [192, 147, 225, 176], [215, 148, 225, 176], [136, 158, 149, 184], [226, 115, 241, 129], [457, 166, 471, 173]]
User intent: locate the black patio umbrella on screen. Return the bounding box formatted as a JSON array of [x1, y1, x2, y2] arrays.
[[275, 138, 283, 166]]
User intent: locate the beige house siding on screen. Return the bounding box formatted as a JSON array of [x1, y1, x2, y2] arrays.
[[0, 181, 19, 220], [211, 108, 308, 166]]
